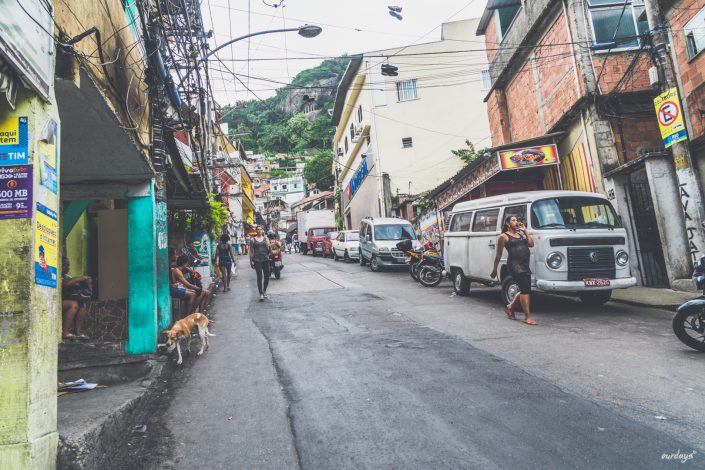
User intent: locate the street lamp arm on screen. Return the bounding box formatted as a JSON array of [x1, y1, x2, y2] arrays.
[[178, 25, 321, 90], [207, 28, 300, 61]]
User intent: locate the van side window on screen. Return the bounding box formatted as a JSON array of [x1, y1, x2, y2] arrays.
[[503, 205, 527, 227], [472, 208, 500, 232], [450, 212, 473, 232]]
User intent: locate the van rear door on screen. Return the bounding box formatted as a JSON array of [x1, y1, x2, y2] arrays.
[[444, 211, 473, 275]]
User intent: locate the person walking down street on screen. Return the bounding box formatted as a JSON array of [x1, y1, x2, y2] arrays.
[[490, 216, 537, 325], [293, 233, 300, 253], [215, 234, 237, 292], [249, 226, 271, 301], [285, 232, 293, 253]]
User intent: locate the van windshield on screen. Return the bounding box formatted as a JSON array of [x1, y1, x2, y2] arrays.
[[311, 228, 334, 236], [531, 197, 621, 229], [374, 224, 416, 240], [347, 232, 360, 241]]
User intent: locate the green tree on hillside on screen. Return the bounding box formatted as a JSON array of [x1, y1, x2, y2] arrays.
[[304, 150, 334, 191], [287, 113, 311, 153]]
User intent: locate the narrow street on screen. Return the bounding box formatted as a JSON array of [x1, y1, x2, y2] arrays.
[[129, 254, 704, 469]]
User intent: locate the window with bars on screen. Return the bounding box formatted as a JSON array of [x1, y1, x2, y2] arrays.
[[396, 79, 418, 101], [481, 68, 492, 90], [402, 137, 413, 148], [587, 0, 649, 49], [685, 6, 705, 59]]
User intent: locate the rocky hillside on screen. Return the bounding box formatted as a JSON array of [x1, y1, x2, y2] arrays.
[[223, 56, 350, 155]]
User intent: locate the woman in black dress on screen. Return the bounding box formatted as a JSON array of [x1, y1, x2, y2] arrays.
[[490, 215, 537, 325]]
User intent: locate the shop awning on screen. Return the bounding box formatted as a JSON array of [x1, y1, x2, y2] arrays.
[[56, 68, 153, 189]]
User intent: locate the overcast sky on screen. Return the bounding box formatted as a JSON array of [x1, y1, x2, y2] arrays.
[[201, 0, 487, 105]]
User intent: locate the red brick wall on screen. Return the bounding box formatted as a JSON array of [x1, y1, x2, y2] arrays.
[[609, 116, 663, 164], [592, 52, 653, 94], [536, 13, 580, 130], [484, 16, 500, 64], [667, 0, 705, 140], [506, 67, 541, 141], [487, 89, 511, 147]]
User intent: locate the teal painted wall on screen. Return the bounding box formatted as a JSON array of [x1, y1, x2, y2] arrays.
[[126, 182, 157, 354], [155, 200, 171, 331]]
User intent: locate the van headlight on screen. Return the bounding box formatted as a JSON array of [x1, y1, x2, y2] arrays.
[[546, 252, 563, 269], [379, 247, 390, 252], [616, 250, 629, 266]]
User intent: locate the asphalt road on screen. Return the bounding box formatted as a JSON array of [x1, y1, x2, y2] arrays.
[[128, 253, 705, 469]]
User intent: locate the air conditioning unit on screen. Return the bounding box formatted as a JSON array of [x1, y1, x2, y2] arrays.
[[354, 125, 362, 137]]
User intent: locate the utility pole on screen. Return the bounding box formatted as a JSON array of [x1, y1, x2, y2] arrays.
[[643, 0, 705, 279]]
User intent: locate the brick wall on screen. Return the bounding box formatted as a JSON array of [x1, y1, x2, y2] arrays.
[[485, 16, 500, 65], [609, 115, 663, 164], [506, 67, 541, 141], [667, 0, 705, 140], [592, 52, 653, 94], [536, 13, 580, 130], [487, 89, 511, 146]]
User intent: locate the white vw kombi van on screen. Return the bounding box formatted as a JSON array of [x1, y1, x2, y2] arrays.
[[444, 190, 637, 306]]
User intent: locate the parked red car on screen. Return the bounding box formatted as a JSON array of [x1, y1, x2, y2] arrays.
[[322, 231, 339, 258], [307, 227, 336, 256]]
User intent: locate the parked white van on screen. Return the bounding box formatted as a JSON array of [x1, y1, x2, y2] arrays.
[[444, 190, 637, 306], [359, 217, 421, 272]]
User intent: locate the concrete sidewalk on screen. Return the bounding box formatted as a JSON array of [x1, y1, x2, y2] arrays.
[[610, 286, 700, 309]]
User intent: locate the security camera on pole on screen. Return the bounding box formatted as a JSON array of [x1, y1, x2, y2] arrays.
[[643, 0, 705, 274]]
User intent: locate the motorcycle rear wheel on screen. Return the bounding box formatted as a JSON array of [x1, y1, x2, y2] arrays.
[[673, 308, 705, 351], [409, 261, 420, 281], [418, 266, 442, 287]]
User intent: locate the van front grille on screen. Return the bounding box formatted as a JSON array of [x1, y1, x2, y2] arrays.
[[567, 247, 615, 281]]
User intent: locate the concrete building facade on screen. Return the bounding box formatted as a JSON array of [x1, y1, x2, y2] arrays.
[[331, 19, 491, 230]]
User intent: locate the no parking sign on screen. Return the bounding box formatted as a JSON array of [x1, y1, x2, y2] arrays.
[[654, 87, 688, 148]]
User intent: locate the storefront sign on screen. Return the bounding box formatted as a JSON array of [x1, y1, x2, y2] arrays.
[[0, 164, 32, 219], [345, 159, 368, 201], [35, 202, 58, 288], [498, 144, 559, 171], [0, 1, 54, 100], [654, 87, 688, 149], [0, 116, 29, 165]]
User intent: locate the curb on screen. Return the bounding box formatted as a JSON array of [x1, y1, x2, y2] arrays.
[[57, 358, 166, 470]]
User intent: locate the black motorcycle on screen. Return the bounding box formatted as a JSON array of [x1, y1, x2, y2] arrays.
[[674, 249, 705, 352]]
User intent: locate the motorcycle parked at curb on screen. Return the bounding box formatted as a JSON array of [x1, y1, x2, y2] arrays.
[[674, 235, 705, 351], [396, 240, 445, 287], [416, 253, 446, 287]]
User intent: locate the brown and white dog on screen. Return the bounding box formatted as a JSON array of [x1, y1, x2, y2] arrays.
[[162, 312, 215, 365]]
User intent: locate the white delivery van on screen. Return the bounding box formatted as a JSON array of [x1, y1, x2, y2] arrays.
[[444, 190, 636, 306]]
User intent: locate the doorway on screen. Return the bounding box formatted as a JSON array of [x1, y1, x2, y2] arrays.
[[626, 167, 669, 287]]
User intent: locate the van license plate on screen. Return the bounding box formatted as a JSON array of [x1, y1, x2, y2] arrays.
[[584, 278, 610, 287]]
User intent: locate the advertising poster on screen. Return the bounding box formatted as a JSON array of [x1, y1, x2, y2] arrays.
[[38, 118, 58, 194], [0, 164, 32, 219], [498, 144, 559, 171], [0, 116, 29, 165], [35, 202, 59, 288], [654, 87, 688, 149]]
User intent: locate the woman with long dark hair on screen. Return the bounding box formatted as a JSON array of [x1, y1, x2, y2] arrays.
[[249, 226, 271, 301], [490, 215, 537, 325], [215, 234, 236, 292]]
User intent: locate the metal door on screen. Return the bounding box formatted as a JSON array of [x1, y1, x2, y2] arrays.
[[626, 168, 669, 287]]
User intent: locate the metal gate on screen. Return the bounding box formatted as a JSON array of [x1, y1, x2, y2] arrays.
[[626, 167, 669, 287]]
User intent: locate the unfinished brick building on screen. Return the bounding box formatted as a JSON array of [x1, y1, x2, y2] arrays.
[[475, 0, 704, 288]]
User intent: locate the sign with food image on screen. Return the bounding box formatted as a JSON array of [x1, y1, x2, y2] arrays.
[[497, 144, 559, 171]]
